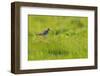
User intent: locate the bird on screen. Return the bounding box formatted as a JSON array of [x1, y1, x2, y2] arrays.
[[36, 28, 50, 36]]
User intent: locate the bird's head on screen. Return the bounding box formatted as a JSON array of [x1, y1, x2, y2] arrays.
[[47, 28, 50, 31]]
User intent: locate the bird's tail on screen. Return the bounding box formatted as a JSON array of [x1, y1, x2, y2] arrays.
[[36, 33, 42, 35]]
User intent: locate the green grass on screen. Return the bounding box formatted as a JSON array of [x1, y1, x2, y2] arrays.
[[28, 15, 88, 61]]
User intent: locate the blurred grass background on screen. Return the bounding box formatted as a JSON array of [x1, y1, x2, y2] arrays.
[[28, 15, 88, 61]]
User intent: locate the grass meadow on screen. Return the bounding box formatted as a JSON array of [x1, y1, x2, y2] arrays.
[[28, 15, 88, 61]]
